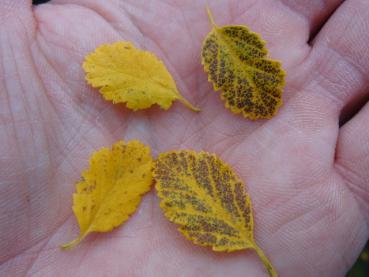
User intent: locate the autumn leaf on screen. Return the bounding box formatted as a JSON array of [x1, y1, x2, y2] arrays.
[[61, 140, 153, 250], [201, 7, 285, 120], [83, 41, 199, 112], [153, 150, 277, 277]]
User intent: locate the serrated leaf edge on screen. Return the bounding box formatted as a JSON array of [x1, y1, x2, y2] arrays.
[[201, 9, 286, 120]]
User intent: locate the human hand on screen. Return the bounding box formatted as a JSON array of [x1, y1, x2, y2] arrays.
[[1, 0, 368, 276]]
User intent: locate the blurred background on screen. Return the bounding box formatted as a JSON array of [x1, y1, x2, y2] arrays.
[[347, 241, 369, 277]]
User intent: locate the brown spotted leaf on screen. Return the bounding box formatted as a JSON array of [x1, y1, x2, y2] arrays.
[[153, 150, 277, 277], [201, 7, 285, 120]]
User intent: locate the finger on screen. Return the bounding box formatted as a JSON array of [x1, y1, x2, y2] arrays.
[[336, 102, 369, 217], [304, 0, 369, 117], [279, 0, 344, 37]]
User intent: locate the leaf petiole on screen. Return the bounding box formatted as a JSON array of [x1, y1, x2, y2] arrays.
[[178, 96, 200, 112], [206, 5, 217, 27], [60, 232, 88, 250], [253, 243, 278, 277]]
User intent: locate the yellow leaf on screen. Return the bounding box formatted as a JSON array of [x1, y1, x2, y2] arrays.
[[153, 150, 277, 277], [61, 140, 153, 250], [83, 41, 199, 112], [201, 7, 285, 120]]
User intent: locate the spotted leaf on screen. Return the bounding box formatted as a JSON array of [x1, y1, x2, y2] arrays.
[[201, 7, 285, 120], [153, 150, 277, 277], [61, 140, 153, 250]]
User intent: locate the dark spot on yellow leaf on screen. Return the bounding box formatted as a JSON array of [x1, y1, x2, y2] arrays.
[[201, 8, 285, 120], [153, 149, 277, 276], [61, 140, 153, 250]]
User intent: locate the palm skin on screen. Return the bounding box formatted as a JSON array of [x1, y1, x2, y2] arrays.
[[1, 0, 369, 276]]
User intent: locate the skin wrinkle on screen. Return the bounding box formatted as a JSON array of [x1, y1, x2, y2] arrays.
[[278, 0, 313, 27], [24, 46, 57, 181], [269, 180, 333, 235], [23, 237, 52, 277], [2, 7, 123, 268], [335, 162, 369, 216], [8, 0, 172, 270], [313, 55, 365, 109], [327, 44, 368, 87], [30, 40, 70, 133], [178, 85, 219, 137], [10, 37, 38, 161], [177, 111, 244, 153], [96, 106, 131, 141], [162, 6, 203, 94], [0, 37, 19, 192], [122, 1, 201, 98], [36, 28, 84, 58], [257, 2, 311, 69], [53, 0, 145, 45], [151, 37, 196, 104], [187, 104, 242, 149], [116, 2, 146, 48], [332, 174, 369, 267], [227, 115, 335, 173], [74, 238, 95, 276], [34, 6, 150, 134], [76, 1, 125, 35], [1, 32, 23, 161], [229, 0, 259, 24], [24, 214, 75, 276], [116, 1, 147, 43], [7, 34, 38, 264], [66, 3, 127, 39], [179, 9, 201, 84], [33, 37, 121, 160], [256, 179, 324, 221], [10, 29, 65, 259], [341, 228, 359, 269], [1, 214, 58, 273], [1, 0, 369, 276], [327, 47, 369, 96], [34, 8, 90, 57], [308, 5, 369, 111], [278, 0, 330, 41]]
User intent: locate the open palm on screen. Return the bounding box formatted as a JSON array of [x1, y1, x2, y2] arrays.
[[1, 0, 369, 276]]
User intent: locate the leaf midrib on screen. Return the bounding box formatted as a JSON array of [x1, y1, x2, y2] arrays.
[[212, 27, 281, 103], [177, 165, 250, 239], [82, 160, 149, 235], [91, 64, 175, 91]]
